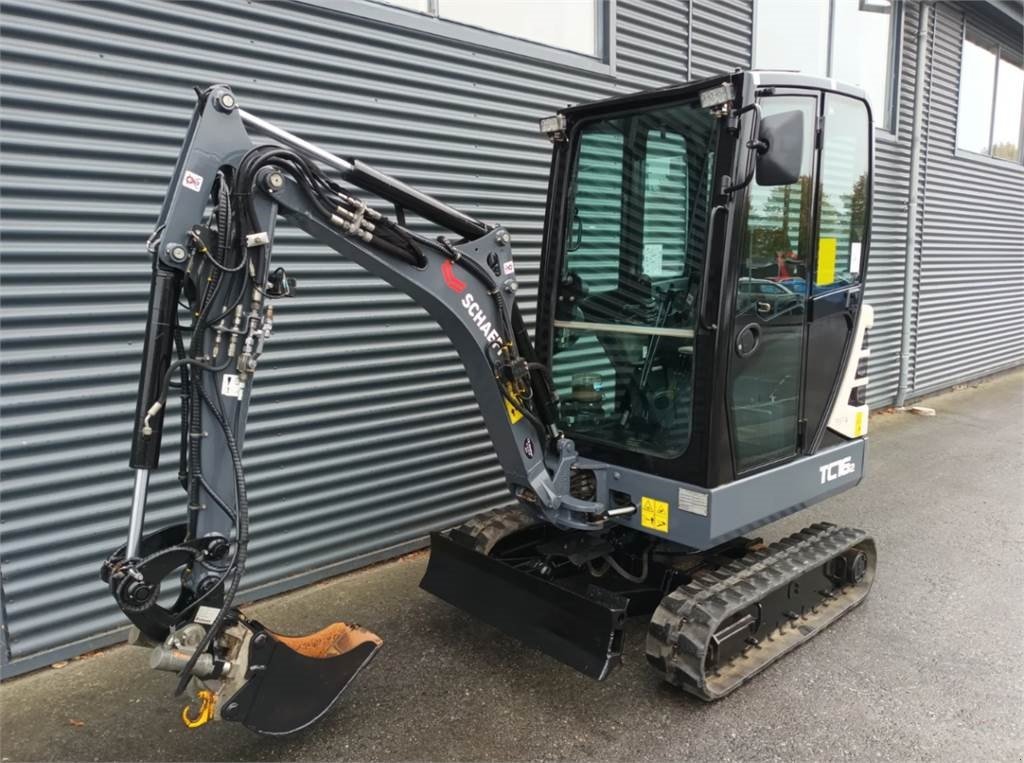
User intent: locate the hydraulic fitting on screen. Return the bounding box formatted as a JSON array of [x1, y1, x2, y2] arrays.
[[142, 401, 164, 437], [226, 306, 243, 357]]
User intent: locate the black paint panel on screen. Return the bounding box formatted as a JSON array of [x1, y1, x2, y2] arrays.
[[803, 287, 860, 451]]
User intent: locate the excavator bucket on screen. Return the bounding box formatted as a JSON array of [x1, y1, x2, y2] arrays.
[[221, 621, 382, 735], [420, 531, 627, 680]]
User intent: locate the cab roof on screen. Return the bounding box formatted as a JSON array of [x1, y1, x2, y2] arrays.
[[559, 69, 869, 122]]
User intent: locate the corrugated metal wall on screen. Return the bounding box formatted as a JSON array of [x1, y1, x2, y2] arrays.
[[0, 0, 687, 674], [689, 0, 752, 79], [911, 3, 1024, 395], [857, 1, 1024, 404], [2, 0, 1021, 676], [864, 2, 919, 407]]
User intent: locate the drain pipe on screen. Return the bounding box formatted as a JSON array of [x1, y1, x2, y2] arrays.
[[896, 1, 931, 408]]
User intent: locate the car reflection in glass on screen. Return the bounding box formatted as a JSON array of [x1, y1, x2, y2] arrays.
[[737, 277, 804, 317]]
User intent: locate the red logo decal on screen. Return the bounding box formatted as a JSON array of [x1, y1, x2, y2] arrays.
[[442, 260, 467, 294]]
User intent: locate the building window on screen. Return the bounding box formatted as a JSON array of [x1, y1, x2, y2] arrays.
[[375, 0, 601, 57], [956, 27, 1024, 163], [754, 0, 898, 130]]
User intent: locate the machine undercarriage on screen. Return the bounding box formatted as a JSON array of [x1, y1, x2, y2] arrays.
[[422, 505, 875, 698]]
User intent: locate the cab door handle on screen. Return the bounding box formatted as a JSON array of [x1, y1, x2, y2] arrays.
[[756, 301, 772, 316], [698, 205, 728, 331]]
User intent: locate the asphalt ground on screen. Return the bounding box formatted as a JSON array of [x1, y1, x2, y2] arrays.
[[1, 370, 1022, 762]]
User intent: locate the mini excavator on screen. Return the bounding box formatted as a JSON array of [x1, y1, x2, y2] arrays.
[[102, 70, 877, 735]]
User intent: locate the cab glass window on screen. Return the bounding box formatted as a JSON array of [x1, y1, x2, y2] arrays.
[[739, 96, 816, 314], [551, 97, 719, 458], [815, 95, 870, 293]]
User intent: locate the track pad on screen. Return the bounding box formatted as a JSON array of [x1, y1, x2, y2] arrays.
[[222, 621, 382, 735]]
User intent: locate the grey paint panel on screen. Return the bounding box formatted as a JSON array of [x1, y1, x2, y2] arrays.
[[582, 439, 866, 550], [862, 2, 917, 408]]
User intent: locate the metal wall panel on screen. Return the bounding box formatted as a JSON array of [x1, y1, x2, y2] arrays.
[[616, 0, 687, 87], [911, 3, 1024, 396], [863, 2, 920, 407], [0, 0, 686, 673], [689, 0, 751, 79]]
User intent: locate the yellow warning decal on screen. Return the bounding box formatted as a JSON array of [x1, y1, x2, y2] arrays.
[[640, 496, 669, 534], [504, 384, 523, 424], [817, 237, 837, 287], [854, 410, 866, 437]]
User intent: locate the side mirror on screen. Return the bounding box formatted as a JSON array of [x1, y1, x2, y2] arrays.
[[755, 109, 805, 187]]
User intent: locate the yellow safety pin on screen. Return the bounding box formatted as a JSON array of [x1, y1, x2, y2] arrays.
[[181, 689, 216, 729]]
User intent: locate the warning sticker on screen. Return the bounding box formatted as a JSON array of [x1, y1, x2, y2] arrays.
[[849, 241, 862, 275], [221, 373, 245, 400], [194, 605, 221, 625], [182, 170, 205, 193], [816, 237, 837, 287], [678, 487, 709, 517], [504, 384, 523, 424], [502, 259, 515, 276], [640, 496, 669, 534]]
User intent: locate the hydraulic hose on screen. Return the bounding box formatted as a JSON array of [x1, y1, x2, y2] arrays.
[[173, 382, 248, 696], [604, 551, 649, 584]]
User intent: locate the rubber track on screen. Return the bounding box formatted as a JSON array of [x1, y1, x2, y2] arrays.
[[447, 505, 543, 555], [646, 522, 875, 701]]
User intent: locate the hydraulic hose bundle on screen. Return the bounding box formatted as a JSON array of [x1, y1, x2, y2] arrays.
[[102, 85, 576, 734], [162, 144, 446, 693], [107, 136, 552, 703]]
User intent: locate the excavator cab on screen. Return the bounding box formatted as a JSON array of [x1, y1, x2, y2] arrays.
[[423, 70, 875, 689], [104, 70, 876, 735], [538, 71, 872, 488]]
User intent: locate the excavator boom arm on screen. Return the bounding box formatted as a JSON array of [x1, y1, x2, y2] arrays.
[[127, 84, 605, 557], [102, 85, 606, 734]]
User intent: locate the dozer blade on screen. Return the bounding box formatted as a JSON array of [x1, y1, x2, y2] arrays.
[[647, 523, 876, 700], [421, 531, 627, 680], [221, 621, 382, 735]]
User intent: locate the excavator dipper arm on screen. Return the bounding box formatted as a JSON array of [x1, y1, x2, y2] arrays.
[[100, 85, 604, 735]]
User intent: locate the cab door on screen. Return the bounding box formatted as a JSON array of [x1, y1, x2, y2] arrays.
[[727, 94, 818, 474], [802, 94, 872, 449]]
